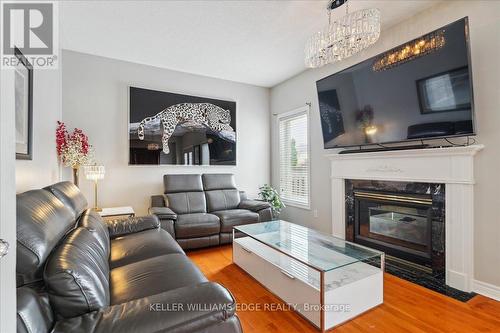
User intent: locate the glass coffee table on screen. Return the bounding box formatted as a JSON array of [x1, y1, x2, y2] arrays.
[[233, 220, 384, 332]]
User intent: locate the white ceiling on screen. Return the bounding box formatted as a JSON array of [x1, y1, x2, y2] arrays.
[[60, 0, 440, 87]]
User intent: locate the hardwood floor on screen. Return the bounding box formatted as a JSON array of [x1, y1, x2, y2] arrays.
[[187, 245, 500, 333]]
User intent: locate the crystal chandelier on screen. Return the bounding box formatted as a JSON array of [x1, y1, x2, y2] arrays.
[[372, 30, 445, 72], [305, 0, 381, 68]]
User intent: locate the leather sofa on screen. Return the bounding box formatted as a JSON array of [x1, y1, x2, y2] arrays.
[[16, 181, 242, 333], [150, 174, 272, 250]]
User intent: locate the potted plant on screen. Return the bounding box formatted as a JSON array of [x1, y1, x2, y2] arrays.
[[56, 121, 94, 187], [258, 184, 285, 220]]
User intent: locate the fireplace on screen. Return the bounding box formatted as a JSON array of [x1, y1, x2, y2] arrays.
[[346, 180, 445, 277], [354, 190, 433, 266], [327, 145, 483, 295]]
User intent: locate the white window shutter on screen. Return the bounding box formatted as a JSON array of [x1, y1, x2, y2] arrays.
[[278, 107, 310, 208]]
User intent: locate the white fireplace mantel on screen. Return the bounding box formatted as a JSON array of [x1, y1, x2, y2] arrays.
[[326, 144, 484, 292]]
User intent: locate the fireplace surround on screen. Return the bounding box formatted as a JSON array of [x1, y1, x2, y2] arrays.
[[326, 145, 483, 292]]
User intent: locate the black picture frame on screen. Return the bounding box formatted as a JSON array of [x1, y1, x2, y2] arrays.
[[129, 87, 236, 165], [416, 66, 471, 114], [14, 47, 33, 160]]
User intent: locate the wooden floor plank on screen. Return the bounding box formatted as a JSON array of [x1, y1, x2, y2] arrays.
[[187, 245, 500, 333]]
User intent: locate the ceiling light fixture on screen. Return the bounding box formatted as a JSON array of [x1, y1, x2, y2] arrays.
[[305, 0, 381, 68]]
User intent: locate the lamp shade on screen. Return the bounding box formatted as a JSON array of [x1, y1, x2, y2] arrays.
[[85, 165, 105, 181]]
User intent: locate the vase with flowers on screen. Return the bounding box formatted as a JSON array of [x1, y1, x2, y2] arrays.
[[56, 121, 94, 187]]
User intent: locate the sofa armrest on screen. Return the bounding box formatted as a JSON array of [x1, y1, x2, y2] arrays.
[[17, 287, 54, 333], [238, 191, 248, 201], [150, 207, 177, 221], [151, 195, 166, 208], [238, 199, 271, 212], [52, 282, 240, 333], [106, 215, 160, 238]]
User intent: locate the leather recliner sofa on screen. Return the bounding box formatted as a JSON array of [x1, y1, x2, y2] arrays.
[[16, 181, 242, 333], [150, 173, 272, 250]]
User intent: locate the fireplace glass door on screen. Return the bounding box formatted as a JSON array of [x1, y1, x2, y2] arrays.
[[354, 192, 433, 263]]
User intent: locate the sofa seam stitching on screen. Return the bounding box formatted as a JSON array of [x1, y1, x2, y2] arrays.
[[18, 240, 42, 267], [186, 192, 190, 214], [65, 271, 93, 312], [18, 312, 33, 333], [223, 190, 228, 210]]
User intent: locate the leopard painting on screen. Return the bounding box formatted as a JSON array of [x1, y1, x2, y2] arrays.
[[137, 102, 234, 154]]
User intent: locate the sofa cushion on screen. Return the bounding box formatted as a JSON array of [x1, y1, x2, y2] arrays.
[[213, 209, 259, 233], [105, 215, 160, 238], [205, 189, 241, 212], [44, 181, 88, 218], [17, 287, 54, 333], [164, 174, 203, 193], [78, 209, 110, 255], [175, 213, 220, 238], [165, 192, 207, 214], [52, 282, 239, 333], [110, 253, 207, 305], [176, 235, 220, 250], [44, 227, 110, 319], [202, 173, 237, 191], [16, 189, 76, 286], [110, 229, 184, 269]]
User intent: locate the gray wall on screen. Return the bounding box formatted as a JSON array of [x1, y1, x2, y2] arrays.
[[62, 50, 271, 215], [271, 1, 500, 288]]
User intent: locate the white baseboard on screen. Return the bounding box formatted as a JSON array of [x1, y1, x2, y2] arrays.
[[447, 269, 470, 292], [473, 279, 500, 301]]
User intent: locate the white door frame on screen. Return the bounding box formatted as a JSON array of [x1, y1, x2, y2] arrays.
[[0, 68, 18, 332]]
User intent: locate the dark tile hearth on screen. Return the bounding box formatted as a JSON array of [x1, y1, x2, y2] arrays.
[[384, 256, 476, 302]]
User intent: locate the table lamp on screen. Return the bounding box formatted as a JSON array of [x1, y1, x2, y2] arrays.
[[85, 165, 105, 212]]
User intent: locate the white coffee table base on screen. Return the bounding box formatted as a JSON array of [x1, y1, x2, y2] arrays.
[[233, 236, 383, 331]]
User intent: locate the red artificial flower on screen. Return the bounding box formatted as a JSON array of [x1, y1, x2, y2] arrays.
[[55, 121, 93, 167], [56, 121, 68, 156]]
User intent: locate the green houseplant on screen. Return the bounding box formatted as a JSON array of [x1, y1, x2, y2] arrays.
[[258, 184, 285, 219]]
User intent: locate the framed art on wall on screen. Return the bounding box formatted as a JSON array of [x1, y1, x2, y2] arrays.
[[14, 47, 33, 160], [129, 87, 236, 165]]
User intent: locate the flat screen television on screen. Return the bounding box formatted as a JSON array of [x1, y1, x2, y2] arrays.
[[316, 18, 475, 149]]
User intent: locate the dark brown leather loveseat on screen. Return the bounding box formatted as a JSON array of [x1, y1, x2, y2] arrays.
[[150, 174, 273, 250], [16, 181, 242, 333]]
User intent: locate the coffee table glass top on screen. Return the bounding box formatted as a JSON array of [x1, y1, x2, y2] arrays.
[[234, 220, 383, 272]]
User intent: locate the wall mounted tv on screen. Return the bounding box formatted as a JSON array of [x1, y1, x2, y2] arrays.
[[316, 18, 475, 149]]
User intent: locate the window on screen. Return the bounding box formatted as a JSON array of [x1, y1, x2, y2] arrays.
[[277, 106, 310, 209]]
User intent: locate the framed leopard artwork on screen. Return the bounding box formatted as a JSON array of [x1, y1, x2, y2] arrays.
[[129, 87, 236, 165]]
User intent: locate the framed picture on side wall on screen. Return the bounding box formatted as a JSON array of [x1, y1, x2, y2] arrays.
[[15, 47, 33, 160]]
